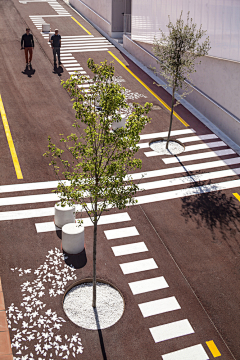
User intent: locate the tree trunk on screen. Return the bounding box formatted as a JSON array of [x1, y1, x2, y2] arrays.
[[92, 212, 97, 308], [166, 87, 176, 150]]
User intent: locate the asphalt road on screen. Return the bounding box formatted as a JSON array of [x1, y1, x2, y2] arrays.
[[0, 0, 240, 359]]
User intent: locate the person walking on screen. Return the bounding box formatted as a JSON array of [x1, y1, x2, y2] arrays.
[[21, 28, 34, 69], [51, 29, 62, 68]]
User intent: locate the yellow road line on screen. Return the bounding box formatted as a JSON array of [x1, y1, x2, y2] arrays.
[[108, 51, 188, 127], [71, 16, 92, 35], [233, 193, 240, 202], [206, 340, 221, 357], [0, 94, 23, 179]]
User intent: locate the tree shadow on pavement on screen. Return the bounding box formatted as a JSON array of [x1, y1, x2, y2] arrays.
[[22, 67, 36, 78], [53, 65, 63, 76], [181, 177, 240, 254], [94, 308, 108, 360]]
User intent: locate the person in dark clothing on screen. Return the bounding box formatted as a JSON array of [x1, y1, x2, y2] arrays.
[[21, 28, 34, 69], [51, 29, 62, 68]]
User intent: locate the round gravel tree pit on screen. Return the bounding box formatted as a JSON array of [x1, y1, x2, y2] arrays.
[[63, 280, 125, 330], [149, 138, 185, 155]]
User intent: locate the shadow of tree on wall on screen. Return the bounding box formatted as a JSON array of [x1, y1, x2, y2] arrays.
[[181, 177, 240, 255]]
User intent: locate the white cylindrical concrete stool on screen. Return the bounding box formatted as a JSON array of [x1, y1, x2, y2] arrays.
[[112, 114, 127, 130], [54, 202, 75, 229], [42, 23, 50, 32], [62, 223, 85, 254]]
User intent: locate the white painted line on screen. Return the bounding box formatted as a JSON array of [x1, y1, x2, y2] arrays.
[[36, 222, 57, 232], [66, 67, 85, 71], [0, 193, 60, 206], [184, 141, 226, 152], [120, 258, 158, 274], [139, 296, 181, 318], [162, 344, 209, 360], [128, 276, 169, 295], [104, 226, 139, 240], [61, 45, 114, 51], [0, 207, 55, 221], [177, 134, 218, 143], [61, 35, 97, 38], [29, 14, 71, 17], [60, 57, 75, 60], [64, 63, 81, 67], [61, 41, 110, 46], [61, 48, 112, 53], [61, 39, 110, 44], [145, 141, 227, 157], [162, 149, 235, 164], [150, 319, 194, 343], [60, 60, 78, 63], [129, 157, 240, 180], [70, 72, 87, 75], [135, 179, 240, 205], [140, 129, 195, 140], [111, 242, 148, 256], [0, 180, 62, 194], [60, 53, 73, 57], [35, 212, 131, 233], [139, 168, 240, 191]]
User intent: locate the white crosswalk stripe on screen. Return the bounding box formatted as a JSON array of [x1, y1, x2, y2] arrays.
[[120, 258, 158, 274], [104, 226, 139, 240], [145, 140, 227, 157], [128, 276, 169, 295], [150, 319, 195, 343], [111, 242, 148, 256], [35, 212, 131, 232], [138, 296, 181, 318], [161, 344, 209, 360]]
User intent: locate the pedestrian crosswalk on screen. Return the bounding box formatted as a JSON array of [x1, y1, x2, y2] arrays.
[[0, 129, 239, 223], [0, 127, 233, 356], [102, 206, 212, 358], [26, 0, 116, 91]]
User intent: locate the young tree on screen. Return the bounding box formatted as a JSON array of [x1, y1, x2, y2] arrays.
[[153, 11, 210, 149], [44, 59, 152, 308]]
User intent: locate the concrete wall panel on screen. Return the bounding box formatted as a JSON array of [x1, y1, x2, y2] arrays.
[[69, 0, 111, 34], [123, 34, 240, 146]]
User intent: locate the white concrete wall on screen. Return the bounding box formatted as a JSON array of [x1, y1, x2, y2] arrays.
[[123, 34, 240, 146], [69, 0, 112, 35], [131, 0, 240, 63]]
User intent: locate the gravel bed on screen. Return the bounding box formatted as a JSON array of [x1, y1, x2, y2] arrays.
[[150, 139, 185, 155], [63, 282, 124, 330]]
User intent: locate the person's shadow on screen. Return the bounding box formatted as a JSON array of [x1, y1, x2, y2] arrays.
[[22, 66, 36, 78], [53, 65, 63, 76]]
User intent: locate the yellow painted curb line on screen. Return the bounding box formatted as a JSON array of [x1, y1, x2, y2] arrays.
[[108, 51, 188, 127], [233, 193, 240, 202], [71, 16, 92, 35], [206, 340, 221, 357], [0, 95, 23, 179]]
